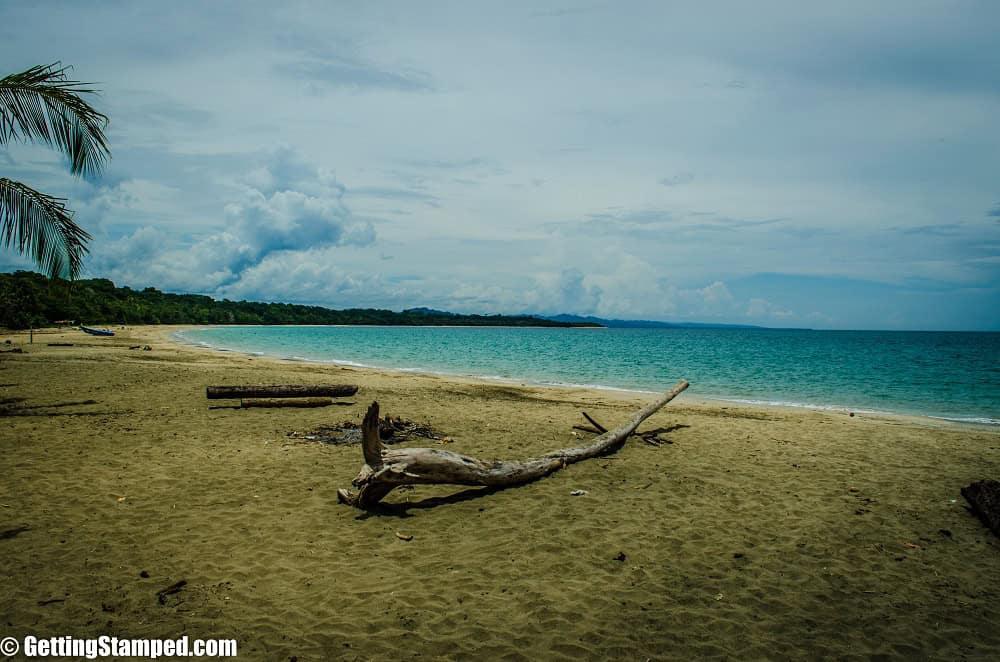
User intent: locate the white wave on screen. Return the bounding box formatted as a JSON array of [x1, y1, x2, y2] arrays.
[[323, 359, 373, 368], [537, 380, 656, 394], [929, 415, 1000, 426], [702, 396, 882, 415]]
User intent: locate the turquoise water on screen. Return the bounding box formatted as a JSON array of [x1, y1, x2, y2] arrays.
[[177, 326, 1000, 425]]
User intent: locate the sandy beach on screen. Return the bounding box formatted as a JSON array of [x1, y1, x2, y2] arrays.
[[1, 325, 998, 660]]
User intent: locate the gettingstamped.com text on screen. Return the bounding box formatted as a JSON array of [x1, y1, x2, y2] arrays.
[[1, 635, 237, 659]]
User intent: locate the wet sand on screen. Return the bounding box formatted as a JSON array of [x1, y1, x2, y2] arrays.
[[1, 325, 998, 660]]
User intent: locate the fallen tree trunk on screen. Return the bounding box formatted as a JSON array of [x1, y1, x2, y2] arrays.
[[962, 479, 1000, 537], [337, 379, 689, 508], [206, 384, 358, 399], [241, 397, 334, 409]]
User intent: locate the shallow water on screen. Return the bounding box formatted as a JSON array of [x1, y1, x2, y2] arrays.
[[178, 326, 1000, 424]]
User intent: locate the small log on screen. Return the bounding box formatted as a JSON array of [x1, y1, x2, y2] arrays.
[[579, 412, 669, 445], [206, 384, 358, 399], [240, 397, 334, 409], [157, 579, 187, 605], [961, 479, 1000, 537], [338, 379, 689, 508]]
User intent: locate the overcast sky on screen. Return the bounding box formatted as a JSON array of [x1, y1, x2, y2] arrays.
[[2, 1, 999, 330]]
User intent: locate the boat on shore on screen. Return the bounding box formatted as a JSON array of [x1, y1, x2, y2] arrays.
[[80, 325, 115, 337]]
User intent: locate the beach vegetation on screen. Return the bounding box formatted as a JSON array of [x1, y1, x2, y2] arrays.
[[0, 270, 596, 329]]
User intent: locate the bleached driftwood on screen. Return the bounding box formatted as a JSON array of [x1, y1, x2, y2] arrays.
[[337, 379, 689, 508]]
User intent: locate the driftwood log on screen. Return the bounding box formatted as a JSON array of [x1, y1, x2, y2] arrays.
[[241, 397, 334, 409], [206, 385, 358, 399], [337, 379, 689, 508], [962, 479, 1000, 537]]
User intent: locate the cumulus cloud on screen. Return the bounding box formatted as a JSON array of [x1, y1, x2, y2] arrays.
[[695, 281, 734, 307], [92, 148, 374, 292], [532, 269, 603, 313], [76, 179, 187, 234], [217, 248, 393, 304], [221, 189, 350, 270], [101, 227, 169, 267]]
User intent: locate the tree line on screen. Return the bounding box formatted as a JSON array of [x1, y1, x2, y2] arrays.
[[0, 271, 593, 329]]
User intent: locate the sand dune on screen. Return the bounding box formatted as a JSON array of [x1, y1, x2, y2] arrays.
[[1, 326, 998, 660]]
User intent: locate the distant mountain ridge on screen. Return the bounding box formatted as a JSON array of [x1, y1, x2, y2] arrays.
[[404, 309, 766, 329], [540, 314, 766, 329]]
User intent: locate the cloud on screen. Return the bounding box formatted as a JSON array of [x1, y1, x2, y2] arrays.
[[658, 173, 694, 187], [897, 223, 964, 237], [746, 298, 795, 320], [348, 186, 440, 203], [696, 281, 735, 307], [91, 148, 373, 291], [239, 147, 330, 194], [217, 248, 393, 305], [75, 178, 186, 230], [212, 154, 374, 279], [278, 57, 434, 93], [779, 24, 1000, 96], [584, 208, 673, 227], [401, 158, 487, 170], [272, 31, 434, 94], [533, 268, 603, 313]]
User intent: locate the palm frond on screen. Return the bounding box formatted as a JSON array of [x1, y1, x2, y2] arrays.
[[0, 62, 110, 178], [0, 177, 91, 279]]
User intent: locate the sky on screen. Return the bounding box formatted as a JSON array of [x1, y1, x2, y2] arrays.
[[2, 0, 999, 330]]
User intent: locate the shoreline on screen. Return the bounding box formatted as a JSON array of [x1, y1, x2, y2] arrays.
[[167, 324, 996, 429]]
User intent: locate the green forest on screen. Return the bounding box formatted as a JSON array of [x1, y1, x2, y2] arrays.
[[0, 271, 592, 329]]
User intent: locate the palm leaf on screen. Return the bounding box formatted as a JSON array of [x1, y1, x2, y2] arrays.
[[0, 177, 91, 279], [0, 62, 110, 178]]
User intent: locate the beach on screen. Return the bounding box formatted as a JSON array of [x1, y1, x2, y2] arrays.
[[2, 325, 999, 660]]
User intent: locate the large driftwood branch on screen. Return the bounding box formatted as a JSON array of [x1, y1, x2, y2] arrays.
[[206, 384, 358, 399], [337, 379, 689, 508]]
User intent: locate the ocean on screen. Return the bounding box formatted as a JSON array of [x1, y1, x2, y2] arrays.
[[176, 326, 1000, 425]]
